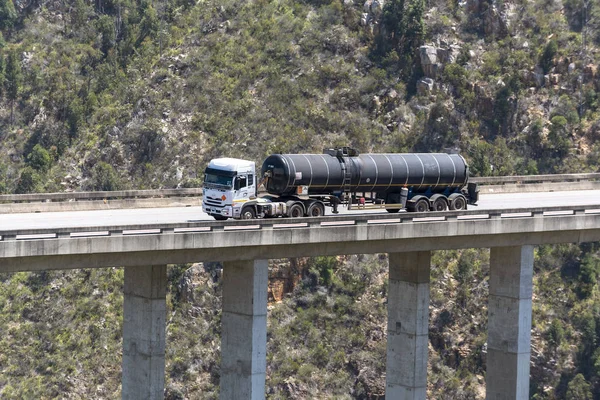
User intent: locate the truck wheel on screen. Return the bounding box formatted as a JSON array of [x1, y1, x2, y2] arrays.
[[287, 203, 304, 218], [306, 201, 325, 217], [449, 194, 467, 210], [212, 214, 228, 221], [431, 195, 448, 212], [409, 196, 430, 213], [241, 206, 256, 219]]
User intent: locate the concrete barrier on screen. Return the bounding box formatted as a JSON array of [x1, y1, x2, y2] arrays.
[[477, 181, 600, 194], [0, 173, 598, 213], [0, 197, 202, 213]]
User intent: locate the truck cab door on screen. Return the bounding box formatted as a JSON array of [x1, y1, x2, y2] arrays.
[[234, 176, 249, 199]]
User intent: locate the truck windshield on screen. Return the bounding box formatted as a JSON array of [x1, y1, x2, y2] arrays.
[[204, 173, 234, 188]]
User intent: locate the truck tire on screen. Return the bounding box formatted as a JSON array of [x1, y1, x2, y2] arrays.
[[448, 193, 467, 210], [408, 196, 429, 213], [241, 206, 256, 219], [287, 202, 304, 218], [306, 201, 325, 217], [430, 194, 448, 212]]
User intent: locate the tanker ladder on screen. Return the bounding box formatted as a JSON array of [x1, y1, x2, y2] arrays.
[[338, 148, 354, 210]]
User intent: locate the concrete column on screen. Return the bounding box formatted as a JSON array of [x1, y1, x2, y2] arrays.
[[386, 252, 431, 400], [220, 259, 268, 400], [122, 265, 167, 400], [486, 246, 534, 400]]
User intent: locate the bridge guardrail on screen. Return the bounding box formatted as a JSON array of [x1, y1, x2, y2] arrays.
[[0, 187, 203, 202], [0, 173, 598, 204], [469, 173, 600, 184], [1, 204, 599, 241]]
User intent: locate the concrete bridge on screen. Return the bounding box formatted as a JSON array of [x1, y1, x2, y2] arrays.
[[1, 204, 600, 399]]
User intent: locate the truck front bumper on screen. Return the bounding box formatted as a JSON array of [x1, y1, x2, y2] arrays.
[[203, 205, 233, 217]]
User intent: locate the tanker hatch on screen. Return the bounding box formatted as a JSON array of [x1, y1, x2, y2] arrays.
[[322, 147, 359, 157]]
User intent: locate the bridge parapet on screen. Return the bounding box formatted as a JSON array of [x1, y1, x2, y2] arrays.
[[0, 173, 598, 213]]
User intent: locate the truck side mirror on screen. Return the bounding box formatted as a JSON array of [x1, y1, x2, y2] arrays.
[[234, 178, 241, 190]]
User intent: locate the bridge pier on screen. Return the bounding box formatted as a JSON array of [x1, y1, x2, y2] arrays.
[[122, 265, 167, 400], [486, 246, 534, 400], [386, 251, 430, 400], [220, 259, 268, 400]]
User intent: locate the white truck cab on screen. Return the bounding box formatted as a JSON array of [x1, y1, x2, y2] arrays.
[[202, 158, 256, 220]]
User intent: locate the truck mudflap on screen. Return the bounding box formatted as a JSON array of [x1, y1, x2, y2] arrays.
[[467, 182, 479, 204]]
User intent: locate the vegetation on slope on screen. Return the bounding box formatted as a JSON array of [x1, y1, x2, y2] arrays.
[[0, 0, 599, 397], [0, 0, 598, 191]]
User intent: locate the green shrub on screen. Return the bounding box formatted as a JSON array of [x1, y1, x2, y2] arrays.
[[566, 373, 592, 400], [577, 254, 600, 299], [15, 167, 41, 194], [540, 40, 557, 74], [26, 144, 52, 172], [89, 162, 121, 191], [547, 319, 565, 348]]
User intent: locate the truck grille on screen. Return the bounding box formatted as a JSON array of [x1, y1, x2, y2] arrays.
[[204, 197, 223, 207]]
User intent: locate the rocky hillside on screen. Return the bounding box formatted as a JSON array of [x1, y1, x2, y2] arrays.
[[0, 0, 599, 190], [0, 0, 599, 398]]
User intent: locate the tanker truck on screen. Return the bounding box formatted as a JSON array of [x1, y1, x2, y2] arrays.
[[202, 147, 479, 220]]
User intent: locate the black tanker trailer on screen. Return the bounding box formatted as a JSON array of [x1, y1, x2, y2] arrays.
[[202, 148, 478, 220]]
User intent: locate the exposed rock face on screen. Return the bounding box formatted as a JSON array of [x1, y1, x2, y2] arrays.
[[364, 0, 384, 13], [467, 0, 515, 37], [584, 64, 597, 82], [420, 45, 439, 78], [417, 78, 435, 95], [178, 259, 311, 305], [361, 0, 385, 33], [474, 82, 494, 120], [544, 74, 560, 86], [520, 70, 544, 88], [179, 262, 222, 305], [437, 45, 461, 64], [419, 45, 461, 78], [268, 258, 310, 302], [555, 57, 573, 74]]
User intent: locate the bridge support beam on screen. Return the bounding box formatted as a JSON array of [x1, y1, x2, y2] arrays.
[[486, 246, 534, 400], [220, 259, 268, 400], [122, 265, 167, 400], [386, 251, 430, 400]]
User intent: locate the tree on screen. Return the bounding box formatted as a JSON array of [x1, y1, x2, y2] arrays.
[[380, 0, 426, 81], [15, 167, 41, 194], [0, 161, 7, 193], [540, 40, 558, 74], [0, 0, 17, 30], [0, 52, 5, 98], [403, 0, 425, 57], [89, 162, 121, 191], [546, 115, 571, 160], [381, 0, 406, 49], [5, 50, 21, 124], [66, 97, 84, 141], [578, 254, 600, 299], [137, 1, 159, 47], [547, 319, 565, 349], [566, 374, 592, 400], [72, 0, 88, 29], [96, 15, 116, 56], [27, 144, 52, 172]]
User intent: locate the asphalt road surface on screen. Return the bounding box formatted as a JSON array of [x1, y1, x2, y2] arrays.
[[1, 190, 599, 231]]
